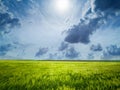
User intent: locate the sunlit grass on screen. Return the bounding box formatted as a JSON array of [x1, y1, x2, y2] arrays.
[[0, 60, 120, 90]]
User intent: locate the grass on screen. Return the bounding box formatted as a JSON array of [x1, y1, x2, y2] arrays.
[[0, 60, 120, 90]]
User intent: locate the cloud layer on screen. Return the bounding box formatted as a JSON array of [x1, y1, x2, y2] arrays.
[[0, 0, 120, 60], [65, 0, 120, 44]]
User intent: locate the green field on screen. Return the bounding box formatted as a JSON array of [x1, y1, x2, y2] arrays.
[[0, 61, 120, 90]]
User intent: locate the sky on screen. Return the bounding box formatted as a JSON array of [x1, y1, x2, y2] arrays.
[[0, 0, 120, 60]]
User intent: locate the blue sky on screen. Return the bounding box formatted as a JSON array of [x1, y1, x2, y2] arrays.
[[0, 0, 120, 60]]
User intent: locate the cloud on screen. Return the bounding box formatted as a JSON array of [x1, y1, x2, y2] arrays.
[[112, 17, 120, 28], [87, 53, 94, 60], [106, 45, 120, 56], [65, 0, 120, 44], [0, 0, 120, 60], [49, 53, 58, 60], [0, 0, 21, 59], [0, 13, 20, 32], [90, 44, 102, 51], [2, 0, 31, 17], [0, 44, 12, 56], [58, 42, 69, 51], [102, 45, 120, 59], [65, 47, 79, 59], [35, 48, 48, 57], [65, 17, 102, 44], [94, 0, 120, 11], [0, 0, 20, 34]]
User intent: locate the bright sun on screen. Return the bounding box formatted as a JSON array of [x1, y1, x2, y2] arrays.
[[54, 0, 70, 14]]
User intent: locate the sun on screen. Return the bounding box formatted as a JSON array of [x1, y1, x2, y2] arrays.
[[54, 0, 70, 14]]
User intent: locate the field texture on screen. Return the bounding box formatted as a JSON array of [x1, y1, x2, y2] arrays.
[[0, 61, 120, 90]]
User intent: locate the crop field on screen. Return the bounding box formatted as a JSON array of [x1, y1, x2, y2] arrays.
[[0, 60, 120, 90]]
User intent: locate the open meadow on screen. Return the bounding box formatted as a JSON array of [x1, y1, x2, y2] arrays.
[[0, 60, 120, 90]]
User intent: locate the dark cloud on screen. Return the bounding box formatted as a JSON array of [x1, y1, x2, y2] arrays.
[[93, 0, 120, 20], [2, 0, 31, 17], [0, 13, 20, 34], [0, 0, 22, 58], [65, 47, 79, 59], [93, 0, 120, 19], [58, 42, 68, 51], [0, 13, 20, 29], [94, 0, 120, 11], [0, 44, 12, 56], [111, 17, 120, 28], [106, 45, 120, 56], [49, 53, 58, 60], [0, 1, 20, 33], [102, 45, 120, 59], [65, 17, 102, 44], [35, 48, 48, 57], [87, 53, 94, 60], [90, 44, 102, 52], [65, 0, 120, 44]]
